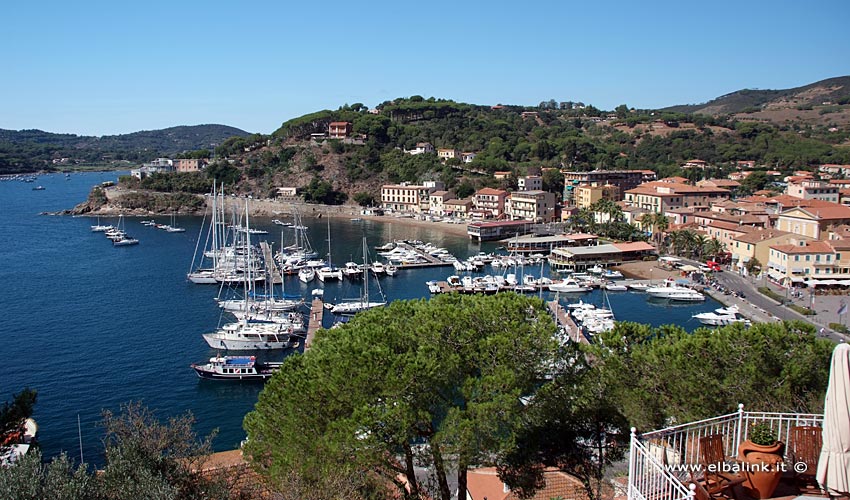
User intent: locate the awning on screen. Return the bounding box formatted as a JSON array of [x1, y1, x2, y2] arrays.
[[791, 277, 806, 283], [679, 264, 699, 272], [659, 257, 681, 263]]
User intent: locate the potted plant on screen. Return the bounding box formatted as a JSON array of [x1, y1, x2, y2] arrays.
[[737, 422, 785, 499]]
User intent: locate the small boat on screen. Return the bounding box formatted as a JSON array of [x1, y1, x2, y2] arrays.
[[350, 217, 363, 222], [602, 270, 624, 279], [272, 219, 291, 226], [604, 283, 628, 291], [298, 266, 315, 283], [549, 278, 591, 293], [190, 355, 283, 381], [385, 263, 398, 276], [32, 186, 45, 191], [113, 237, 139, 246], [628, 282, 650, 291]]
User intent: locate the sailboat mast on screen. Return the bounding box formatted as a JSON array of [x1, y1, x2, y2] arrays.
[[362, 237, 368, 304]]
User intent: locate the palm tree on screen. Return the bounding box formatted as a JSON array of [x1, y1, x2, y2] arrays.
[[647, 213, 669, 249], [703, 238, 725, 261], [692, 234, 708, 260]]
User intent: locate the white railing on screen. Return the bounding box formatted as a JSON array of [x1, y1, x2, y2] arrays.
[[627, 405, 824, 500]]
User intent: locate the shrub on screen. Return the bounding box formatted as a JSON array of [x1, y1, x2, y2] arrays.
[[749, 422, 778, 446]]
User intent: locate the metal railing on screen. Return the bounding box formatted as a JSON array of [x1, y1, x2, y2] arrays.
[[627, 405, 824, 500]]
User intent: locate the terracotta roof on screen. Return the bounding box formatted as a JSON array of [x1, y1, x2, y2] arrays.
[[779, 204, 850, 221], [770, 241, 835, 254], [705, 221, 759, 232], [466, 467, 589, 500], [698, 179, 741, 188], [732, 228, 796, 245], [329, 121, 350, 126], [612, 241, 656, 252], [476, 188, 508, 196], [659, 176, 690, 183], [626, 182, 730, 196]]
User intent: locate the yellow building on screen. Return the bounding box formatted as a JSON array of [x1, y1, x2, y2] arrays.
[[775, 205, 850, 240], [575, 184, 619, 209], [731, 229, 812, 276]]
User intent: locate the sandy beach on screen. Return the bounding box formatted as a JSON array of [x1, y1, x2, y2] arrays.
[[612, 260, 682, 281]]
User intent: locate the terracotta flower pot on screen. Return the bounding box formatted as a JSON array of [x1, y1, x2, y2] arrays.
[[738, 441, 785, 499]]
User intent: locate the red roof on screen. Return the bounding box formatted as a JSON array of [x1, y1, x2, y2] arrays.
[[770, 241, 835, 254], [612, 241, 656, 252], [329, 121, 350, 126], [476, 188, 507, 196]]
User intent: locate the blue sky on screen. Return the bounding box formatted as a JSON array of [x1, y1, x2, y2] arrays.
[[2, 0, 848, 136]]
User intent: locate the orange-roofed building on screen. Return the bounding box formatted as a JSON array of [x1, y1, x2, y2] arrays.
[[624, 181, 730, 214], [776, 202, 850, 239], [766, 239, 845, 286], [466, 466, 589, 500], [473, 188, 508, 218], [328, 121, 352, 139], [731, 228, 812, 276]]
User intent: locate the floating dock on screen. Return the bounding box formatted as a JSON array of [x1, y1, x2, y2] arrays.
[[389, 242, 455, 269]]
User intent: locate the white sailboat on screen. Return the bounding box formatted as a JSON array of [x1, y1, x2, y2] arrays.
[[326, 237, 386, 315], [298, 266, 315, 283], [316, 219, 343, 282]]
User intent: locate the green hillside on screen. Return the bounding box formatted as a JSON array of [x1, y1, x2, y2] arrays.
[[0, 124, 249, 174]]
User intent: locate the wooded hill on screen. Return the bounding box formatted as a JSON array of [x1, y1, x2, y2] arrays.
[[200, 88, 850, 204], [0, 124, 249, 174]]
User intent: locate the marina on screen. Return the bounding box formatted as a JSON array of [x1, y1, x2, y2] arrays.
[[0, 171, 723, 464]]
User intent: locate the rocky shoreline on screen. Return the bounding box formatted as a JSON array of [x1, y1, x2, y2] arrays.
[[46, 186, 472, 237]]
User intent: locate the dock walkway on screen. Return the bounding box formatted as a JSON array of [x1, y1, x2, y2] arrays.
[[259, 241, 283, 284], [304, 297, 324, 351], [547, 299, 588, 344], [387, 242, 454, 269]]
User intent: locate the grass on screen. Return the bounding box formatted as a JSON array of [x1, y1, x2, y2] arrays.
[[758, 287, 785, 303], [788, 304, 816, 316], [829, 323, 849, 334]]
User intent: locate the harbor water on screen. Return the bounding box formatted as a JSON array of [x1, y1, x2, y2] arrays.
[[0, 171, 720, 464]]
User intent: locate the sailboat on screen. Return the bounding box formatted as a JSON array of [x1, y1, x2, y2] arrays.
[[326, 237, 386, 315], [165, 212, 185, 233], [188, 182, 223, 284], [317, 219, 343, 282], [90, 216, 113, 232], [298, 266, 316, 283]]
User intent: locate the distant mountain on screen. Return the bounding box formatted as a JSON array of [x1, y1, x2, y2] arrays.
[[0, 124, 250, 174], [662, 76, 850, 116]]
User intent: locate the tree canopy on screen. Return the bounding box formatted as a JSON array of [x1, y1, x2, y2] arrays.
[[243, 293, 559, 500]]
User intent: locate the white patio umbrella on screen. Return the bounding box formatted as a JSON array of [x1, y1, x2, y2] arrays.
[[818, 343, 850, 496]]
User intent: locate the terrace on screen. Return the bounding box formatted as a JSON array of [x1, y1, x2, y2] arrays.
[[628, 405, 826, 500]]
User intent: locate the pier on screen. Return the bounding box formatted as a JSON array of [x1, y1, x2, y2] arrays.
[[547, 298, 588, 344], [389, 242, 455, 269], [259, 241, 283, 284], [304, 297, 324, 351]]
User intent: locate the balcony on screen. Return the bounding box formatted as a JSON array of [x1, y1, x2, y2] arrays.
[[628, 405, 823, 500]]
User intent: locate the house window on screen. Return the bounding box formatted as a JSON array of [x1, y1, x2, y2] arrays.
[[795, 255, 800, 261], [806, 255, 810, 261]]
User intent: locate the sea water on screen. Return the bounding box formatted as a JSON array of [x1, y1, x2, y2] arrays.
[[0, 171, 719, 464]]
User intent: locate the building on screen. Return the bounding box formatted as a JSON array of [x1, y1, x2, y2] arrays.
[[130, 158, 174, 179], [767, 240, 840, 287], [563, 170, 645, 204], [473, 188, 508, 218], [428, 191, 455, 216], [466, 466, 588, 500], [460, 152, 477, 163], [575, 184, 619, 209], [493, 171, 512, 180], [467, 220, 534, 241], [175, 158, 206, 173], [507, 190, 556, 222], [442, 198, 472, 219], [437, 148, 460, 161], [731, 228, 811, 276], [380, 183, 434, 213], [697, 178, 741, 193], [505, 233, 598, 254], [328, 122, 352, 139], [624, 181, 730, 213], [518, 175, 543, 191], [548, 242, 656, 272], [275, 186, 297, 197], [406, 142, 434, 155], [775, 204, 850, 239], [682, 159, 707, 169], [785, 179, 840, 203]]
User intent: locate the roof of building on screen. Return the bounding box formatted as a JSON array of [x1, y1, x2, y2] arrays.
[[552, 244, 621, 257], [511, 190, 550, 197], [732, 228, 796, 244], [467, 467, 587, 500], [626, 181, 730, 196], [612, 241, 656, 252], [444, 198, 472, 206], [467, 220, 529, 227], [698, 179, 742, 188], [659, 176, 690, 183], [476, 187, 508, 196], [770, 241, 835, 254], [779, 203, 850, 221], [329, 121, 350, 126], [430, 190, 451, 197], [704, 221, 759, 233]]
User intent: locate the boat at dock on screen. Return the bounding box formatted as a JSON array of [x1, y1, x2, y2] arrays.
[[190, 355, 283, 380], [646, 278, 706, 302], [548, 278, 591, 293]]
